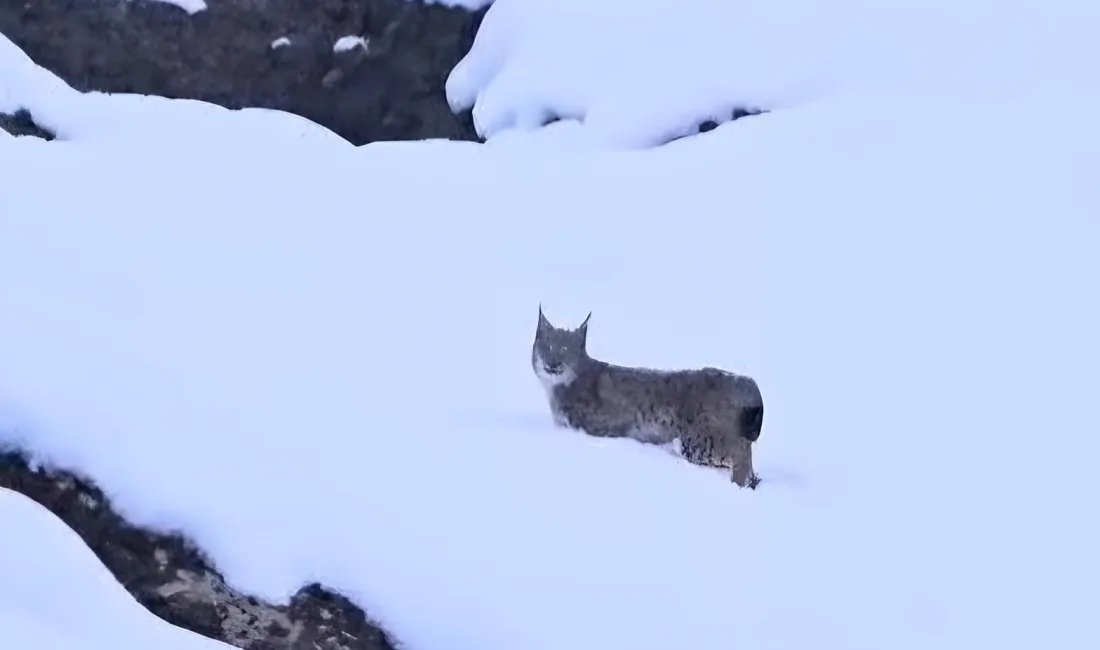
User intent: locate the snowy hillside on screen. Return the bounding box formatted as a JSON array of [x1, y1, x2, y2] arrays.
[[3, 1, 1100, 650]]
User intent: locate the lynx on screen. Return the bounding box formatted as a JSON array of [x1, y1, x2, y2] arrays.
[[531, 306, 764, 488]]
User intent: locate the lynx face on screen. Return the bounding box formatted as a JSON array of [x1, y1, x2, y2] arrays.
[[532, 306, 591, 387]]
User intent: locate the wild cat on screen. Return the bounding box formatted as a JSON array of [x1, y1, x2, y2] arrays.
[[531, 306, 764, 489]]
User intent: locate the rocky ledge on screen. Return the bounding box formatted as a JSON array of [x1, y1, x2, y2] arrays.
[[0, 108, 56, 139], [0, 0, 487, 145], [0, 446, 398, 650]]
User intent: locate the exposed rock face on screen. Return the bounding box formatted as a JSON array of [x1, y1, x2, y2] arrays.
[[0, 0, 487, 146], [0, 108, 55, 139], [0, 446, 398, 650]]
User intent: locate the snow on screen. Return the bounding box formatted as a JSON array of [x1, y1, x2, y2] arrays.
[[154, 0, 207, 15], [0, 488, 233, 650], [333, 35, 369, 54], [270, 37, 292, 50], [3, 3, 1100, 650], [448, 0, 1100, 147], [3, 92, 1099, 648]]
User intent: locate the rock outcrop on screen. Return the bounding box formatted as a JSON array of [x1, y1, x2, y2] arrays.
[[0, 446, 399, 650], [0, 0, 487, 146], [0, 108, 55, 139]]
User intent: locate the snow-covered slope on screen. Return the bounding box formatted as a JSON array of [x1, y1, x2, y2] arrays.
[[0, 488, 233, 650], [2, 1, 1100, 650]]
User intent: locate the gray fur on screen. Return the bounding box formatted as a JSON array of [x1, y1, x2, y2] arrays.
[[531, 306, 763, 489]]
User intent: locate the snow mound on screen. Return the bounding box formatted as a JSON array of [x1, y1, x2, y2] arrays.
[[448, 0, 1100, 147], [0, 488, 232, 650], [334, 35, 370, 53]]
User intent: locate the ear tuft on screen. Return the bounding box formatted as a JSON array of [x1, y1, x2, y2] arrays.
[[577, 311, 592, 346], [537, 304, 552, 331]]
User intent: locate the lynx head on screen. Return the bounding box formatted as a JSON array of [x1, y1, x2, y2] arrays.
[[532, 305, 591, 388]]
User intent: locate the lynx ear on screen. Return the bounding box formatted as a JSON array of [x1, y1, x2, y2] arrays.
[[537, 304, 552, 331], [577, 311, 592, 345]]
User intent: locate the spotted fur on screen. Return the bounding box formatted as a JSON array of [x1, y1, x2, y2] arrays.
[[531, 306, 763, 488]]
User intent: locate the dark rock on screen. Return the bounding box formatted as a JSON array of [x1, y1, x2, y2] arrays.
[[0, 108, 55, 139], [0, 445, 399, 650], [698, 106, 766, 135], [730, 106, 762, 121], [696, 119, 719, 134], [663, 105, 769, 145], [0, 0, 488, 146]]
